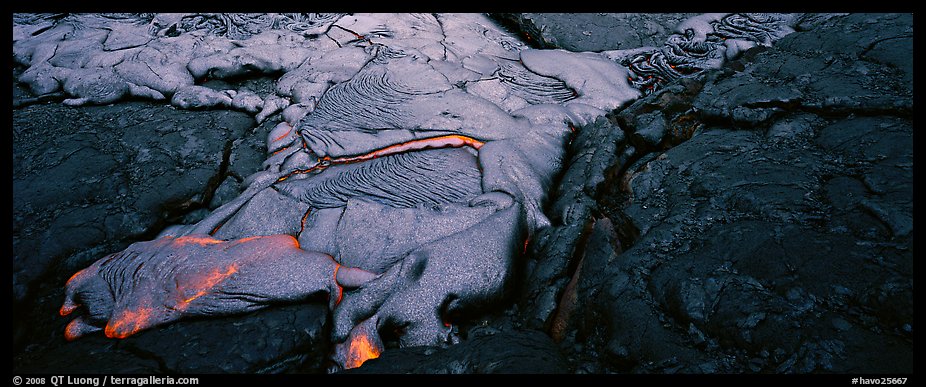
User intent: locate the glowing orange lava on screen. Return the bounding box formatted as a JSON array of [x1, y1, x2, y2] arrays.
[[289, 235, 301, 249], [59, 304, 76, 317], [174, 235, 224, 247], [177, 264, 240, 308], [60, 270, 90, 316], [272, 126, 293, 143], [299, 208, 312, 234], [209, 220, 228, 236], [64, 319, 82, 341], [276, 134, 485, 183], [332, 264, 343, 305], [344, 332, 382, 369], [105, 307, 154, 339], [65, 269, 86, 286], [235, 236, 261, 244], [327, 134, 485, 164]]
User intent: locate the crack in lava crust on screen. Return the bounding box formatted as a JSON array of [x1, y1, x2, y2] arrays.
[[275, 134, 485, 183]]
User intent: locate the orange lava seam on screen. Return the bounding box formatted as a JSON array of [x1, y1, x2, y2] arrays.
[[276, 134, 485, 183]]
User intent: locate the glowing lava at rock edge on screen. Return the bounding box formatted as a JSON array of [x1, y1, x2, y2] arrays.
[[104, 307, 155, 339], [344, 331, 383, 369]]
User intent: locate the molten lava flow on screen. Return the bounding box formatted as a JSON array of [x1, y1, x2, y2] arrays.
[[105, 307, 154, 339], [208, 219, 233, 236], [64, 319, 83, 341], [332, 264, 344, 305], [272, 126, 293, 143], [327, 134, 485, 165], [276, 163, 329, 183], [344, 331, 382, 369], [176, 263, 240, 308], [276, 134, 485, 183], [234, 236, 262, 244], [174, 235, 224, 247], [59, 304, 75, 317], [65, 269, 86, 287], [60, 270, 90, 316], [299, 208, 312, 234]]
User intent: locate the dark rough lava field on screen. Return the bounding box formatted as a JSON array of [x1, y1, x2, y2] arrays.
[[12, 13, 912, 374]]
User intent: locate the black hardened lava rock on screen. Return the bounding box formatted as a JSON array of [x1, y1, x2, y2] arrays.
[[552, 13, 912, 374], [12, 101, 259, 304], [14, 303, 330, 373], [11, 99, 281, 371], [344, 329, 570, 374], [490, 13, 697, 51]]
